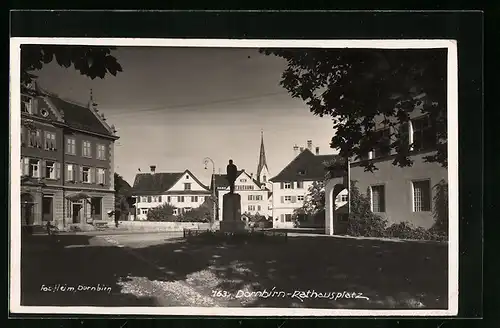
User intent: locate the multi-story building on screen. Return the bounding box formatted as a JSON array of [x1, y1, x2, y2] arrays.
[[270, 141, 346, 229], [325, 107, 448, 235], [131, 166, 211, 220], [20, 84, 119, 229], [211, 131, 272, 221], [212, 169, 271, 221]]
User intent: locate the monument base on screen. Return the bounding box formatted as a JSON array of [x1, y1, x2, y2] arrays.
[[220, 193, 246, 232]]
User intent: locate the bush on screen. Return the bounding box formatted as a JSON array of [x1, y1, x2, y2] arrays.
[[147, 203, 177, 222], [346, 181, 388, 237], [385, 222, 447, 241]]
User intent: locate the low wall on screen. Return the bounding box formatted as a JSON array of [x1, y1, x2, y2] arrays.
[[117, 221, 211, 232]]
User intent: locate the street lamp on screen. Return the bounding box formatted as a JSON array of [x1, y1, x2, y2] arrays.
[[203, 157, 217, 225]]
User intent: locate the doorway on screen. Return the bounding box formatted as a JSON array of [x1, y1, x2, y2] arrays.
[[72, 203, 82, 223], [91, 197, 102, 220], [21, 193, 35, 226], [42, 196, 53, 222]]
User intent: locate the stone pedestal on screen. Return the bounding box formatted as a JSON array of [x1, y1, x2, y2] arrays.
[[220, 193, 246, 232]]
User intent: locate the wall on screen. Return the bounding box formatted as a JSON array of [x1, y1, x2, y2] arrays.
[[63, 131, 114, 192], [134, 193, 211, 220], [169, 171, 208, 192], [350, 152, 447, 229], [118, 221, 211, 232]]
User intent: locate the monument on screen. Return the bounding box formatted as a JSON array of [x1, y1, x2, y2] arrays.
[[219, 159, 246, 233]]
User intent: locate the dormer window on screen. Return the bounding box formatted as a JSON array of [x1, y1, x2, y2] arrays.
[[297, 169, 306, 175]]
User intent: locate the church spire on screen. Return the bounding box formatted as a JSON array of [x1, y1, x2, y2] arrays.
[[257, 129, 268, 181]]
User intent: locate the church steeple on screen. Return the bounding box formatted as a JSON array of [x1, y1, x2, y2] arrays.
[[257, 129, 269, 183]]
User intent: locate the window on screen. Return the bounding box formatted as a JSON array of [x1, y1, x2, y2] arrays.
[[297, 169, 306, 176], [173, 208, 178, 215], [263, 175, 267, 182], [184, 207, 192, 212], [82, 141, 92, 157], [296, 181, 304, 189], [184, 183, 191, 190], [341, 194, 348, 202], [159, 196, 162, 202], [186, 175, 190, 179], [97, 144, 106, 160], [42, 196, 53, 221], [413, 180, 431, 212], [167, 196, 171, 203], [298, 195, 305, 202], [372, 128, 391, 158], [21, 126, 26, 146], [285, 214, 293, 222], [235, 185, 254, 191], [284, 196, 292, 202], [91, 197, 102, 215], [284, 182, 292, 189], [191, 196, 198, 202], [66, 164, 75, 181], [412, 116, 436, 152], [178, 196, 185, 202], [370, 185, 386, 213], [28, 159, 40, 178], [141, 209, 148, 215], [147, 196, 152, 203], [66, 138, 76, 155], [248, 205, 256, 211], [82, 167, 91, 183], [240, 178, 247, 183], [96, 168, 106, 184], [44, 131, 56, 150], [257, 205, 261, 211], [248, 195, 262, 201], [28, 130, 42, 148], [45, 161, 56, 179]]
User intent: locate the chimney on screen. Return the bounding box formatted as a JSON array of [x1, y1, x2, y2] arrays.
[[299, 147, 304, 152], [315, 146, 320, 155], [293, 144, 299, 157], [307, 140, 313, 151], [150, 165, 156, 174]]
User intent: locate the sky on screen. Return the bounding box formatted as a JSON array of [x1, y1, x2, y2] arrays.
[[34, 46, 337, 185]]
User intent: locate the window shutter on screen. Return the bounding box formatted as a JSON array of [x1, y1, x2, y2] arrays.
[[90, 168, 95, 183], [79, 166, 83, 182], [291, 196, 297, 203], [159, 196, 162, 202], [56, 162, 61, 179], [65, 165, 68, 181], [40, 160, 46, 178], [280, 182, 284, 189], [23, 158, 29, 176], [280, 214, 284, 222], [281, 196, 284, 203], [291, 182, 295, 189]]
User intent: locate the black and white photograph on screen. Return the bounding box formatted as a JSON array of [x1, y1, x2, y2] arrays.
[[10, 38, 458, 316]]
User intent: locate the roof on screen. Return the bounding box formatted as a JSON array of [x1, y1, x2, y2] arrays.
[[270, 148, 346, 182], [45, 95, 114, 137], [132, 172, 184, 195], [131, 169, 209, 195]]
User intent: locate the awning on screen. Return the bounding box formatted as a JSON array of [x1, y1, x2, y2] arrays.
[[65, 192, 92, 201]]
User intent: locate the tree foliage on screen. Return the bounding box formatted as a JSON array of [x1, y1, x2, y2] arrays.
[[260, 48, 447, 171], [178, 197, 215, 222], [292, 180, 326, 223], [347, 181, 388, 237], [431, 179, 449, 236], [114, 173, 133, 219], [21, 45, 122, 96], [147, 203, 176, 222]]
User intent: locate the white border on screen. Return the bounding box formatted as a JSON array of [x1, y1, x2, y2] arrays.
[[9, 38, 459, 317]]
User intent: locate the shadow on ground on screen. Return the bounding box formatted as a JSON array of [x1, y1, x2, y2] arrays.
[[19, 232, 448, 309]]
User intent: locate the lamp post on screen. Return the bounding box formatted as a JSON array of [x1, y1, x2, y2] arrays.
[[203, 157, 217, 225]]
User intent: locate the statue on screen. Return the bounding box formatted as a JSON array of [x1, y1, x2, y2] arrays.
[[226, 159, 237, 194]]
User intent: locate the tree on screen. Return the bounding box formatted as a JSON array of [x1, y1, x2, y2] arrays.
[[293, 180, 326, 224], [260, 48, 447, 172], [114, 173, 133, 220], [147, 203, 176, 222], [179, 197, 215, 222], [21, 45, 122, 96], [347, 181, 388, 237]]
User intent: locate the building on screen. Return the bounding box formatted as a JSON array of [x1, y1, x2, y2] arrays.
[[131, 166, 211, 220], [325, 107, 448, 235], [212, 169, 271, 221], [20, 84, 119, 230], [270, 141, 346, 229]]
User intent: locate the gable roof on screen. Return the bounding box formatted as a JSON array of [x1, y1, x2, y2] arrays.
[[131, 169, 209, 195], [270, 148, 345, 182], [45, 95, 115, 137], [211, 170, 261, 190]]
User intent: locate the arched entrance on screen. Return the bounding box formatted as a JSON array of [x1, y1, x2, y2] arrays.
[[325, 177, 348, 235], [21, 193, 35, 226]]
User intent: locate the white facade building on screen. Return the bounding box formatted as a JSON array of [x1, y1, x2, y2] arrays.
[[132, 166, 211, 220]]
